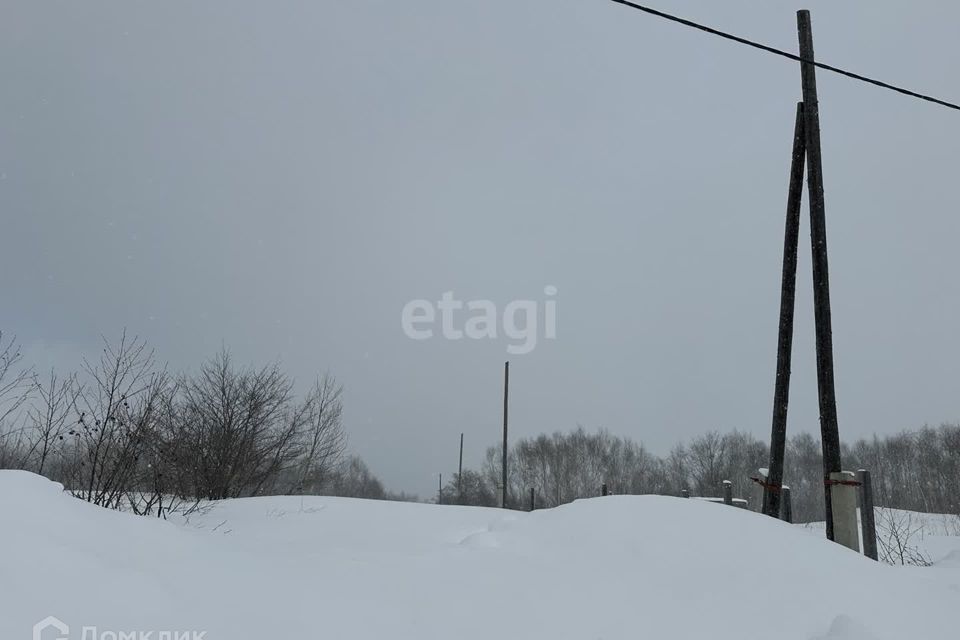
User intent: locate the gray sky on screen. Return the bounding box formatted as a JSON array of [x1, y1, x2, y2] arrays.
[[3, 1, 959, 498]]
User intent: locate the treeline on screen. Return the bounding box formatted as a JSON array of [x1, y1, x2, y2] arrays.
[[0, 331, 407, 515], [447, 426, 960, 523], [4, 332, 958, 522]]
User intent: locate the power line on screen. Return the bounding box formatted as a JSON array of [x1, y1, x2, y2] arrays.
[[609, 0, 960, 112]]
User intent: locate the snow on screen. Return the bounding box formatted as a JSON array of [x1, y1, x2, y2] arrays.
[[801, 508, 960, 567], [2, 471, 959, 640]]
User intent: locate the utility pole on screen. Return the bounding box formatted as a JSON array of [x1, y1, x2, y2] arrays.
[[763, 102, 806, 518], [458, 432, 464, 501], [438, 473, 442, 505], [501, 361, 509, 509], [797, 9, 843, 540]]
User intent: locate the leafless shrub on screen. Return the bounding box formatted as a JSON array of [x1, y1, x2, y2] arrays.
[[63, 332, 167, 509], [291, 373, 346, 494], [876, 508, 932, 566], [0, 332, 36, 469], [0, 332, 35, 426], [168, 349, 302, 500], [0, 426, 30, 469], [22, 371, 80, 475]]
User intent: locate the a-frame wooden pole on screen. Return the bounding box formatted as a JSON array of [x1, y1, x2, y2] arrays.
[[763, 102, 806, 518], [797, 9, 843, 540]]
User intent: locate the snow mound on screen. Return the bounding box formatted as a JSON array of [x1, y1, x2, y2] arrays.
[[1, 472, 957, 640]]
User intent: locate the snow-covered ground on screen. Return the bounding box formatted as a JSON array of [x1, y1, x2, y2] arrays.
[[801, 508, 960, 567], [2, 471, 959, 640]]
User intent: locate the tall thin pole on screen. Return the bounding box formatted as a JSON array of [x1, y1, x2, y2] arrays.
[[797, 9, 843, 540], [458, 432, 464, 501], [763, 102, 806, 518], [438, 473, 442, 505], [501, 361, 509, 509]]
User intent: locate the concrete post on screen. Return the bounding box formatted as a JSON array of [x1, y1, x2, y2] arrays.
[[722, 480, 733, 506], [829, 471, 860, 552], [781, 485, 793, 524]]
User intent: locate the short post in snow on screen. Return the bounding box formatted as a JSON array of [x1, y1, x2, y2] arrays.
[[781, 485, 793, 524], [601, 483, 608, 497], [828, 471, 861, 552], [722, 480, 733, 506], [857, 469, 878, 561], [680, 489, 689, 499], [529, 487, 535, 512]]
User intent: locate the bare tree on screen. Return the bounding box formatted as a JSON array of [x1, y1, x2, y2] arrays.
[[0, 333, 36, 468], [330, 455, 386, 499], [23, 370, 80, 475], [0, 332, 34, 426], [172, 349, 302, 500], [65, 332, 167, 508], [290, 374, 346, 493], [445, 469, 497, 506], [688, 431, 727, 496]]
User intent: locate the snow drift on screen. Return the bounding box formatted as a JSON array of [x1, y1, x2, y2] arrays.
[[2, 471, 958, 640]]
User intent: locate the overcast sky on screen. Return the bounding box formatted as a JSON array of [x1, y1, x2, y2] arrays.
[[3, 1, 959, 498]]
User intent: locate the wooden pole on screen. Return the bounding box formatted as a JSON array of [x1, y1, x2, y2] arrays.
[[722, 480, 733, 506], [529, 487, 535, 512], [458, 432, 464, 501], [857, 469, 878, 560], [501, 361, 509, 509], [438, 473, 442, 505], [763, 101, 806, 518], [797, 9, 843, 541], [601, 483, 608, 497]]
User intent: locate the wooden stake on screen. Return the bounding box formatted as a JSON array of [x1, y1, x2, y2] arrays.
[[857, 469, 879, 560], [763, 102, 806, 518], [797, 9, 843, 540], [501, 361, 509, 509], [781, 485, 793, 523]]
